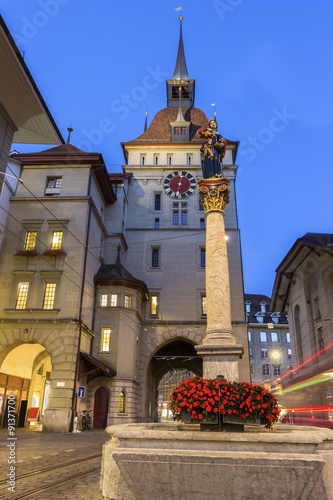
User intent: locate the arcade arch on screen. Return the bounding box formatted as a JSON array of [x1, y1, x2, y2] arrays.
[[145, 338, 202, 422], [0, 343, 52, 428]]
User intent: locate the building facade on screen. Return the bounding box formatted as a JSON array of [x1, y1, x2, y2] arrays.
[[271, 233, 333, 420], [245, 294, 290, 387], [0, 19, 250, 431]]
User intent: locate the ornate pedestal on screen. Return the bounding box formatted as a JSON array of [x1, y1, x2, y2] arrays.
[[195, 177, 243, 381]]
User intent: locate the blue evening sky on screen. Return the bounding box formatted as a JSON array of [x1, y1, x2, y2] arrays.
[[1, 0, 333, 299]]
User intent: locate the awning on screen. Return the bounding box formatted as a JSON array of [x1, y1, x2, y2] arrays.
[[79, 351, 116, 379]]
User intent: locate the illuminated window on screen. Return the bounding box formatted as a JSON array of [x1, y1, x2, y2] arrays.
[[286, 332, 290, 343], [100, 293, 108, 307], [119, 391, 126, 413], [271, 332, 278, 342], [202, 296, 207, 316], [51, 231, 63, 250], [288, 348, 292, 359], [262, 364, 270, 376], [43, 283, 56, 309], [151, 295, 158, 315], [110, 294, 117, 307], [24, 231, 37, 250], [260, 332, 267, 342], [16, 282, 29, 309], [261, 348, 268, 359], [125, 295, 131, 308], [101, 328, 111, 352]]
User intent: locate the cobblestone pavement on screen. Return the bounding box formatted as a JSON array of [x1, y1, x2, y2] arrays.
[[0, 428, 109, 500]]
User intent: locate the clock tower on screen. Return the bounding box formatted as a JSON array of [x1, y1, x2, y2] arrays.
[[119, 17, 249, 421]]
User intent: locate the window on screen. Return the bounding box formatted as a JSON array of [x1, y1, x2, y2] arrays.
[[154, 194, 161, 211], [262, 364, 270, 376], [260, 303, 266, 313], [51, 231, 63, 250], [181, 127, 187, 134], [43, 283, 56, 309], [24, 231, 37, 250], [249, 347, 253, 358], [140, 154, 146, 165], [167, 154, 172, 165], [273, 365, 281, 376], [286, 332, 290, 343], [187, 154, 192, 166], [101, 328, 111, 352], [248, 331, 252, 342], [100, 293, 108, 307], [152, 248, 159, 268], [261, 348, 268, 359], [155, 218, 160, 229], [200, 218, 205, 229], [260, 332, 267, 342], [201, 249, 206, 268], [119, 391, 126, 413], [271, 332, 278, 342], [110, 294, 118, 307], [272, 317, 279, 324], [153, 154, 159, 165], [45, 177, 62, 196], [173, 211, 179, 225], [202, 296, 207, 316], [245, 303, 251, 313], [174, 127, 180, 135], [16, 282, 29, 309], [257, 316, 264, 323], [288, 348, 292, 359], [125, 295, 131, 308], [181, 211, 187, 225], [151, 295, 158, 315], [318, 327, 325, 350]]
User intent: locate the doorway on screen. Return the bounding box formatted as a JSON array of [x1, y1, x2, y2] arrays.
[[93, 387, 109, 428]]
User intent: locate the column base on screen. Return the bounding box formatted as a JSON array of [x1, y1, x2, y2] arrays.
[[195, 343, 244, 381]]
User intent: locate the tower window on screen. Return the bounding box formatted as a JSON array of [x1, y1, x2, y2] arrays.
[[181, 127, 187, 135], [100, 293, 108, 307], [154, 194, 161, 211], [45, 177, 62, 196], [101, 328, 111, 352], [119, 391, 126, 413], [140, 154, 146, 165], [152, 248, 159, 267], [167, 154, 172, 165], [151, 295, 158, 315], [181, 211, 187, 225], [187, 154, 192, 166], [173, 211, 179, 225], [202, 296, 207, 316], [124, 295, 131, 308], [153, 154, 159, 165], [201, 249, 206, 268], [200, 218, 205, 229], [110, 294, 118, 307], [155, 218, 160, 229]]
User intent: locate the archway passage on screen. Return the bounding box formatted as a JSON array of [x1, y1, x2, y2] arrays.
[[0, 343, 52, 429], [93, 387, 109, 428], [147, 339, 202, 422]]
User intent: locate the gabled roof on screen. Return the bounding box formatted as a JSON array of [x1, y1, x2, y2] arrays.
[[0, 15, 63, 145], [95, 263, 149, 301], [271, 233, 333, 312]]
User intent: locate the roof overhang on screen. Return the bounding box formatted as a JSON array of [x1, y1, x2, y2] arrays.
[[79, 351, 116, 379], [0, 15, 64, 145]]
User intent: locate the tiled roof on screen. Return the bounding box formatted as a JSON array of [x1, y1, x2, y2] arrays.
[[14, 144, 94, 157], [125, 107, 208, 144], [95, 263, 149, 300], [244, 293, 288, 324]]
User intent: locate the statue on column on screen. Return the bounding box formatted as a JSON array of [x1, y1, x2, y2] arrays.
[[197, 119, 227, 178]]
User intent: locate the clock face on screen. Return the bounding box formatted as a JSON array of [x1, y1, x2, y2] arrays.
[[163, 171, 196, 199]]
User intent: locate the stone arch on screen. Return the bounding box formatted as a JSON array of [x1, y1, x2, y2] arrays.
[[144, 337, 203, 422]]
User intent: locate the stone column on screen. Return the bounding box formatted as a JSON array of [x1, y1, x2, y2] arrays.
[[195, 177, 243, 381]]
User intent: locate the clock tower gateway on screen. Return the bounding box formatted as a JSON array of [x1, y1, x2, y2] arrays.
[[120, 17, 249, 422]]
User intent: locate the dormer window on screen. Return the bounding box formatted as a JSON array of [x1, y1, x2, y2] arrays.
[[260, 302, 267, 313], [245, 303, 251, 313]]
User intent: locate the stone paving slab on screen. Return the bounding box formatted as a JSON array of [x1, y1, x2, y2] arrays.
[[0, 429, 108, 500]]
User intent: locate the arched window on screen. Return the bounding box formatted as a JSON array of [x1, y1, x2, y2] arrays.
[[119, 391, 126, 413]]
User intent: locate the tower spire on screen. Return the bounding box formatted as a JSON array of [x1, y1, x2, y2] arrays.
[[144, 104, 148, 132], [172, 16, 189, 80]]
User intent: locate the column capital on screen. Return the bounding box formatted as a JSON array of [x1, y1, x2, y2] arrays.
[[197, 177, 230, 215]]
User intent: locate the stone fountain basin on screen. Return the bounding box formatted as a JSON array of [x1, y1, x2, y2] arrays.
[[101, 422, 333, 500]]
